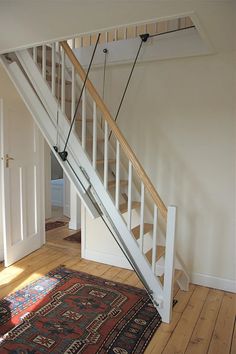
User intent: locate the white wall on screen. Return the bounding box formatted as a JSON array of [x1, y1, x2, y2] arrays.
[[84, 24, 236, 289]]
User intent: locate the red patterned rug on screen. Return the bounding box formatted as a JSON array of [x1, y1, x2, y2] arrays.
[[0, 266, 162, 353]]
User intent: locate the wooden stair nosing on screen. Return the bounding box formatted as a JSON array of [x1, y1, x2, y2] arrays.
[[46, 75, 71, 86], [145, 245, 165, 264], [86, 137, 104, 143], [96, 158, 116, 166], [119, 201, 140, 214], [158, 269, 183, 286], [76, 118, 93, 123], [132, 223, 153, 240], [108, 179, 128, 189]]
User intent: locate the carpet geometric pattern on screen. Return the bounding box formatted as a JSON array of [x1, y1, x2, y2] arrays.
[[0, 267, 162, 353]]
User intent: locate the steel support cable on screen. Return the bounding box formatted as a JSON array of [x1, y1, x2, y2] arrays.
[[66, 158, 157, 306], [60, 33, 101, 159], [149, 25, 195, 38], [100, 48, 108, 129], [109, 33, 149, 140], [56, 45, 61, 147]]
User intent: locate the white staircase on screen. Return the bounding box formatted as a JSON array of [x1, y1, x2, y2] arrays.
[[0, 40, 189, 323]]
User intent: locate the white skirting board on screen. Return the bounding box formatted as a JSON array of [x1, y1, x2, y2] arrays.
[[190, 272, 236, 293], [83, 249, 236, 293]]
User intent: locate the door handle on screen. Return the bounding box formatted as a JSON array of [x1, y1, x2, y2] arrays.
[[1, 154, 14, 168]]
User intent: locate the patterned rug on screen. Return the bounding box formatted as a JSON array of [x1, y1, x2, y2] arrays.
[[64, 229, 81, 243], [0, 267, 162, 353], [45, 220, 68, 231]]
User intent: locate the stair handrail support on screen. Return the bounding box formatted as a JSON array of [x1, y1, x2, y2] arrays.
[[60, 41, 168, 221], [162, 206, 177, 323]]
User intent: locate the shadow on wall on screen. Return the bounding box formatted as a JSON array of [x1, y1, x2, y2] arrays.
[[136, 126, 227, 277]]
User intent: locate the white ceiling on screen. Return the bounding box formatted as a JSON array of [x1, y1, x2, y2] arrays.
[[0, 0, 234, 54]]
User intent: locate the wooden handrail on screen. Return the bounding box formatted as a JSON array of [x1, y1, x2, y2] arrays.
[[60, 41, 168, 220]]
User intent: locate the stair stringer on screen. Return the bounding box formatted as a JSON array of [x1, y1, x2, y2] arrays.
[[0, 57, 100, 220], [2, 52, 166, 318]]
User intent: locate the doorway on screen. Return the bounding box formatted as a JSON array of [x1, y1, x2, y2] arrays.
[[44, 141, 82, 251]]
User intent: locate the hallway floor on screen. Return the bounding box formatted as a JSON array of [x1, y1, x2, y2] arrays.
[[0, 225, 235, 353]]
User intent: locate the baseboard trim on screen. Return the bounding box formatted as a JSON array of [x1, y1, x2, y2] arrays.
[[84, 249, 132, 270], [84, 249, 236, 293], [191, 272, 236, 293]]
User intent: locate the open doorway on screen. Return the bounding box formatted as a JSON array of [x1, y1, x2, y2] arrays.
[[44, 141, 82, 251], [50, 151, 69, 219]]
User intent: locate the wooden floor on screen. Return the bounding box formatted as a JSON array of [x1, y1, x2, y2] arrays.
[[0, 225, 235, 354]]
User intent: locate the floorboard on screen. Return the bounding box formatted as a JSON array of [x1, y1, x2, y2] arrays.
[[0, 223, 235, 353]]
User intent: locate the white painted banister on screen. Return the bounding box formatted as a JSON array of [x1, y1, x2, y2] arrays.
[[163, 206, 177, 323], [82, 89, 86, 149], [92, 101, 97, 169], [104, 120, 108, 190], [61, 47, 65, 114], [33, 47, 37, 63], [42, 45, 46, 80], [71, 39, 75, 124], [127, 161, 132, 230], [115, 140, 120, 209], [51, 43, 56, 97], [152, 205, 158, 272], [139, 182, 145, 252]]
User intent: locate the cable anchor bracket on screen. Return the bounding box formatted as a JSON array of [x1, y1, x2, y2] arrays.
[[140, 33, 150, 42]]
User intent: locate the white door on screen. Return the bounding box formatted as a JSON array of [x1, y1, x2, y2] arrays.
[[0, 99, 44, 267]]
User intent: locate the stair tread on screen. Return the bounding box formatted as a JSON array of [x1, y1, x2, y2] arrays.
[[132, 223, 153, 239], [96, 159, 116, 165], [145, 245, 165, 263], [108, 180, 128, 189], [158, 269, 183, 286], [46, 74, 71, 86], [87, 137, 104, 143], [174, 269, 183, 281], [119, 201, 140, 214], [77, 118, 93, 123], [55, 94, 72, 103]]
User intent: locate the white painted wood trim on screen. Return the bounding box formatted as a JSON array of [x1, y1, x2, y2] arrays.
[[69, 184, 80, 230], [92, 101, 97, 169], [80, 205, 86, 259], [127, 161, 132, 230], [104, 121, 108, 190], [61, 47, 65, 114], [152, 204, 158, 272], [115, 140, 120, 209], [82, 89, 86, 149], [33, 47, 37, 63], [42, 45, 46, 79], [162, 206, 176, 323], [51, 43, 56, 96], [139, 182, 145, 252], [191, 272, 236, 294]]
